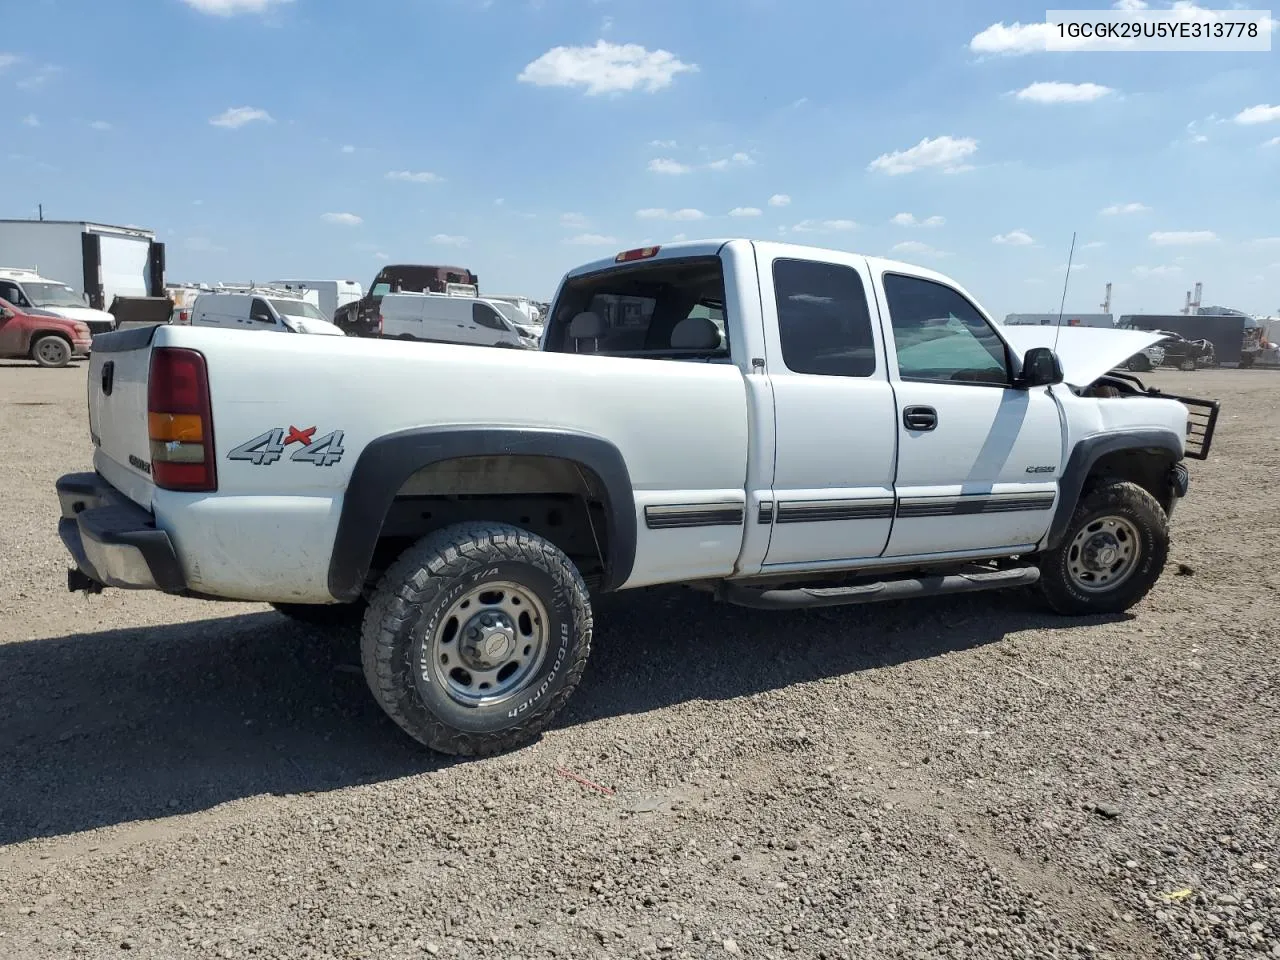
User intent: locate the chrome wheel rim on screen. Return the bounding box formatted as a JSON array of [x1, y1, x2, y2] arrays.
[[37, 339, 67, 364], [1066, 516, 1142, 593], [429, 580, 549, 707]]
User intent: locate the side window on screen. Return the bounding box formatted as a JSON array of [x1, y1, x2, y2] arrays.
[[773, 258, 876, 377], [250, 298, 274, 323], [371, 282, 391, 297], [882, 274, 1008, 385], [0, 282, 27, 307], [472, 302, 506, 330]]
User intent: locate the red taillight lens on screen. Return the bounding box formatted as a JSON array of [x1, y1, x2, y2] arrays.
[[147, 347, 216, 492], [615, 246, 660, 263]]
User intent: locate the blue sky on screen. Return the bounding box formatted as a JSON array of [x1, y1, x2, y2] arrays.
[[2, 0, 1277, 317]]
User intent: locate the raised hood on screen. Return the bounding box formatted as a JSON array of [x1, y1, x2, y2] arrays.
[[1000, 325, 1167, 387]]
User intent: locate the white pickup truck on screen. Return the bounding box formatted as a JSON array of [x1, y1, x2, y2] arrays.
[[57, 240, 1219, 755]]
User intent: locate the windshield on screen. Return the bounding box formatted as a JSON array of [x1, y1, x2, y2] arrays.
[[269, 298, 326, 321], [490, 302, 528, 328], [24, 282, 86, 309]]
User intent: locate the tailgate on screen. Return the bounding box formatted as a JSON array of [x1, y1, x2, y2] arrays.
[[87, 327, 159, 508]]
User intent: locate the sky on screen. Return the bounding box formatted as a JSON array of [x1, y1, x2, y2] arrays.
[[2, 0, 1278, 318]]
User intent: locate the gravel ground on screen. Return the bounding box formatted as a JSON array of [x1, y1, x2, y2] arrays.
[[1, 359, 1277, 960]]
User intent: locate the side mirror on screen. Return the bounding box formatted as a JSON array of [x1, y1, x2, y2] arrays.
[[251, 310, 274, 324], [1017, 347, 1063, 388]]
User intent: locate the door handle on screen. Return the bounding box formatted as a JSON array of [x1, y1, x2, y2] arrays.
[[903, 405, 937, 431]]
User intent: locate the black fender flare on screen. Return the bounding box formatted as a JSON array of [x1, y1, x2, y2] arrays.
[[1043, 428, 1183, 551], [327, 426, 637, 601]]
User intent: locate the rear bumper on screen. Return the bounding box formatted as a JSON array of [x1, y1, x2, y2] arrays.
[[56, 472, 187, 592]]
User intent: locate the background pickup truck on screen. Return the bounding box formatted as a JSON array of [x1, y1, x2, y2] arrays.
[[58, 239, 1220, 756]]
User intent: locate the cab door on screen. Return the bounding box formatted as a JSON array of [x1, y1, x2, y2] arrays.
[[871, 269, 1063, 558], [755, 246, 898, 568]]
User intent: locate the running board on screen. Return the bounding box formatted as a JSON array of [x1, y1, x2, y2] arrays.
[[716, 564, 1041, 610]]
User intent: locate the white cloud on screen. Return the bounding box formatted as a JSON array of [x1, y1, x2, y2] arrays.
[[16, 64, 60, 90], [1189, 134, 1209, 144], [671, 233, 687, 242], [706, 152, 754, 171], [728, 207, 762, 218], [322, 212, 363, 226], [1100, 202, 1149, 215], [1149, 230, 1217, 245], [431, 234, 468, 246], [649, 139, 678, 148], [1132, 264, 1182, 278], [1114, 0, 1148, 9], [992, 229, 1035, 246], [969, 21, 1057, 55], [180, 0, 292, 14], [1249, 237, 1280, 246], [518, 40, 697, 95], [385, 170, 443, 183], [792, 219, 857, 233], [890, 241, 947, 257], [340, 144, 355, 154], [635, 208, 706, 221], [375, 251, 390, 260], [21, 114, 39, 127], [1015, 81, 1114, 104], [494, 198, 505, 206], [891, 212, 945, 227], [209, 106, 273, 129], [768, 194, 791, 207], [559, 212, 590, 228], [1082, 240, 1107, 249], [1235, 104, 1280, 125], [868, 135, 977, 175], [648, 157, 691, 175], [89, 120, 112, 131], [1265, 136, 1280, 148], [0, 53, 18, 70], [564, 233, 618, 245]]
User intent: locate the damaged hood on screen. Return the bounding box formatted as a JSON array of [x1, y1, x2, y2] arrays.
[[1000, 325, 1167, 387]]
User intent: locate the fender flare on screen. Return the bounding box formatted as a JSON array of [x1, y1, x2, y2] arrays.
[[327, 426, 637, 601], [1043, 428, 1183, 551]]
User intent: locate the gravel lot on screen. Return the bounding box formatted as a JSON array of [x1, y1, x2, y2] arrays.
[[1, 359, 1277, 960]]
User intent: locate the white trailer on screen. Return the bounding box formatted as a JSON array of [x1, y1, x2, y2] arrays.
[[270, 279, 363, 322], [0, 219, 165, 311]]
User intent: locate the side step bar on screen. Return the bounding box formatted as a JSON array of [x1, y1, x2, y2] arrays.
[[716, 564, 1041, 611]]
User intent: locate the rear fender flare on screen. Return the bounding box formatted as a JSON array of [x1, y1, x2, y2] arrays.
[[1043, 429, 1183, 550], [326, 426, 636, 601]]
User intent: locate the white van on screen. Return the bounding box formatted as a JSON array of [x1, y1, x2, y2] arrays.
[[270, 279, 363, 322], [379, 293, 534, 348], [191, 291, 346, 336]]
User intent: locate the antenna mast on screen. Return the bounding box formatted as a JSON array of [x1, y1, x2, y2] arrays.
[[1052, 232, 1077, 354]]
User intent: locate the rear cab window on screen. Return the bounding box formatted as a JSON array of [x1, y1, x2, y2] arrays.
[[545, 256, 731, 363]]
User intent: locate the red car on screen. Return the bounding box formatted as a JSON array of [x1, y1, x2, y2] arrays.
[[0, 296, 93, 367]]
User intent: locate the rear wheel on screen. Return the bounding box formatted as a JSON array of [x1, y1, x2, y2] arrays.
[[1036, 481, 1169, 615], [1125, 353, 1151, 372], [361, 522, 592, 756], [1178, 357, 1197, 371], [31, 335, 72, 368]]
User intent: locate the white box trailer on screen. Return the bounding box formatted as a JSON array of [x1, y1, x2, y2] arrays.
[[0, 219, 165, 310], [270, 279, 363, 322]]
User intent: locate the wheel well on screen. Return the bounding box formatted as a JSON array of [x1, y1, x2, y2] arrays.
[[367, 454, 612, 590], [1084, 448, 1177, 513]]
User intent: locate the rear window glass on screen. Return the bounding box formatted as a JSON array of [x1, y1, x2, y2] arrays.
[[546, 257, 729, 361]]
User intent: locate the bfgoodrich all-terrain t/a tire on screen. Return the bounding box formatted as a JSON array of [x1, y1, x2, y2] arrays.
[[1037, 480, 1170, 616], [360, 522, 592, 756]]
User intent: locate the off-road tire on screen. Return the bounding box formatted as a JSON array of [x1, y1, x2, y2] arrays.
[[1125, 354, 1151, 373], [1178, 358, 1197, 372], [361, 522, 592, 756], [1037, 480, 1169, 616], [271, 600, 367, 629], [31, 335, 72, 368]]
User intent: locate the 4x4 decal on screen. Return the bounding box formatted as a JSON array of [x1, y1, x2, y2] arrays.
[[227, 426, 345, 466]]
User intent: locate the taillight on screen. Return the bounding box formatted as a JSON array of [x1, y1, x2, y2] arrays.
[[615, 246, 660, 263], [147, 347, 216, 492], [178, 309, 190, 323]]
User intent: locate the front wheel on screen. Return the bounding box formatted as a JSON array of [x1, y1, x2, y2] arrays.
[[1125, 354, 1151, 372], [32, 335, 72, 368], [361, 523, 592, 756], [1036, 481, 1169, 616]]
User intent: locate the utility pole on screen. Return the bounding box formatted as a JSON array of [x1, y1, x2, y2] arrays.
[[38, 204, 43, 221]]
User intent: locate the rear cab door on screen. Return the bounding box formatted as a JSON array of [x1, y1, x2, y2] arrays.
[[751, 243, 899, 570], [867, 260, 1063, 557]]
